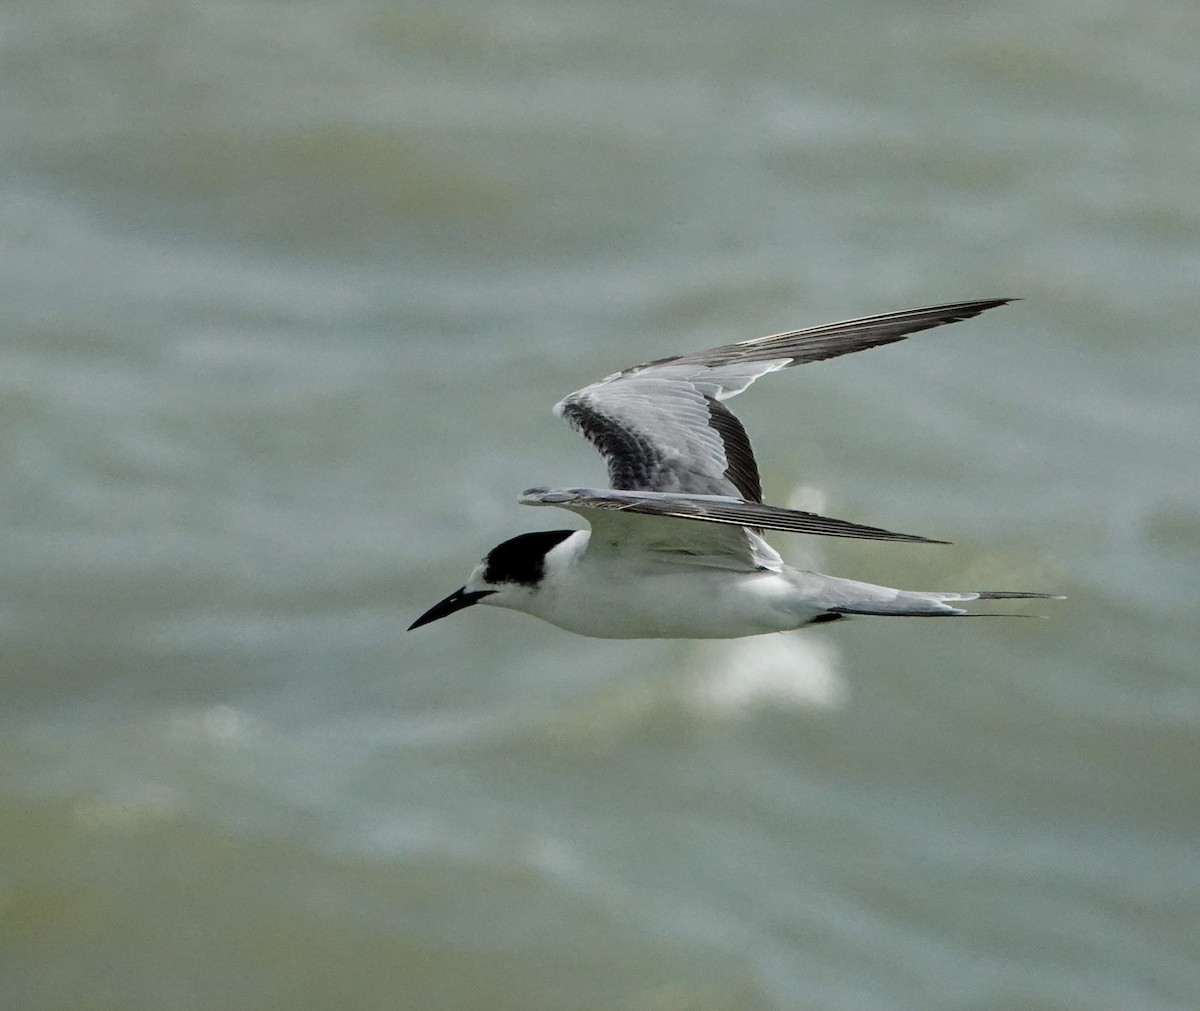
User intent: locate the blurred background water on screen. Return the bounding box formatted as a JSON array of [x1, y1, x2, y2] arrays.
[[2, 1, 1198, 1008]]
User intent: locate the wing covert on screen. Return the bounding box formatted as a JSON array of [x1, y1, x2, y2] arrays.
[[555, 377, 761, 500]]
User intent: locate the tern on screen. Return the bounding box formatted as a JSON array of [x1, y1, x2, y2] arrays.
[[410, 298, 1059, 638]]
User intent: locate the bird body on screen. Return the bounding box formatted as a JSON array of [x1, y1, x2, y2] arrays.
[[452, 527, 1047, 639], [409, 299, 1060, 638], [482, 529, 799, 639]]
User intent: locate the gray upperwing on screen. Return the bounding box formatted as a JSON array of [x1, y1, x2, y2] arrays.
[[555, 378, 762, 501], [553, 299, 1012, 498], [622, 298, 1014, 393], [521, 487, 949, 545]]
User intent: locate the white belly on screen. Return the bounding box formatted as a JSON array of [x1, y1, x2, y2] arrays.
[[534, 565, 812, 639]]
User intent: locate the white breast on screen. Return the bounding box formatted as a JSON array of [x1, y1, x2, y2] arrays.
[[526, 533, 812, 639]]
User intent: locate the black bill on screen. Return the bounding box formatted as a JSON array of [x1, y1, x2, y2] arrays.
[[408, 587, 496, 630]]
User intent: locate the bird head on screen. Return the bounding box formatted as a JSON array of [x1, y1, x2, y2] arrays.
[[408, 529, 576, 630]]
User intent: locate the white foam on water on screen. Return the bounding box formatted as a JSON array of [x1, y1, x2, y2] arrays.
[[691, 634, 847, 714], [166, 704, 262, 745], [689, 484, 848, 715]]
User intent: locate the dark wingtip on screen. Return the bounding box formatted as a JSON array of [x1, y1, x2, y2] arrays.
[[972, 591, 1065, 600], [949, 297, 1018, 319], [831, 525, 952, 545], [869, 533, 953, 545]]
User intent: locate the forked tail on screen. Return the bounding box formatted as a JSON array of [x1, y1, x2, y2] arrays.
[[823, 588, 1064, 618]]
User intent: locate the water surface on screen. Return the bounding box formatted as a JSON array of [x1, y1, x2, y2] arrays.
[[2, 2, 1198, 1008]]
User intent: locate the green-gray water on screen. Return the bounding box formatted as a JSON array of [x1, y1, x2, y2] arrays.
[[3, 2, 1198, 1008]]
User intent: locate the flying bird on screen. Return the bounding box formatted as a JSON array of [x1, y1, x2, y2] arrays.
[[410, 299, 1059, 638]]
